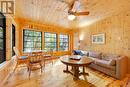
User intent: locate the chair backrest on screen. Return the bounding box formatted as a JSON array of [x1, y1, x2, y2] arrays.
[[29, 52, 43, 63], [13, 47, 21, 57], [49, 49, 53, 56]]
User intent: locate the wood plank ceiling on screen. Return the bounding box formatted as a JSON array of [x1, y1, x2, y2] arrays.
[[15, 0, 130, 28]]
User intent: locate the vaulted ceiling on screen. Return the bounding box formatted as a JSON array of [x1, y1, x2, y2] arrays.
[[15, 0, 130, 28]]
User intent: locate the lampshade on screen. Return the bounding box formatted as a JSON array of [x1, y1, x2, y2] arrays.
[[68, 14, 76, 21]]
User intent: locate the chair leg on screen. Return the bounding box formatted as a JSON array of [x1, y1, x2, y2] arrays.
[[27, 66, 29, 72], [51, 59, 54, 66], [44, 61, 45, 68], [29, 68, 31, 79], [14, 62, 18, 72], [40, 63, 42, 73]]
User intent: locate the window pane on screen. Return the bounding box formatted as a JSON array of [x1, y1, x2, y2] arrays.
[[24, 36, 33, 41], [33, 36, 41, 42], [24, 41, 33, 48], [0, 27, 3, 38], [45, 33, 49, 37], [44, 32, 57, 52], [25, 30, 34, 36], [23, 30, 42, 52], [34, 31, 41, 36], [0, 39, 3, 50], [59, 34, 69, 51], [24, 30, 30, 35], [34, 42, 41, 48]]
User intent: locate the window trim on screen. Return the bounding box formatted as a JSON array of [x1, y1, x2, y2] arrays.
[[23, 29, 42, 52]]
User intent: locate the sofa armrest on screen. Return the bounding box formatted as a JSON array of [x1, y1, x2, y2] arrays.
[[116, 56, 128, 79]]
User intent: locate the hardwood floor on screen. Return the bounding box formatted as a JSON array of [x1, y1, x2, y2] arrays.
[[3, 60, 129, 87]]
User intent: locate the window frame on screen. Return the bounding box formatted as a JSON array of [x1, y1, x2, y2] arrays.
[[23, 29, 42, 52], [44, 32, 58, 52]]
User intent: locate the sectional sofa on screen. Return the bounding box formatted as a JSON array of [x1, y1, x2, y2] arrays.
[[73, 50, 128, 79]]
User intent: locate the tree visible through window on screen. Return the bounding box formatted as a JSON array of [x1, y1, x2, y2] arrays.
[[44, 32, 57, 52], [59, 34, 69, 51], [0, 12, 6, 64], [23, 30, 42, 52]]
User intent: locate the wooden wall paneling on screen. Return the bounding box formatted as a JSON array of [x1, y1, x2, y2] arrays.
[[78, 10, 130, 73]]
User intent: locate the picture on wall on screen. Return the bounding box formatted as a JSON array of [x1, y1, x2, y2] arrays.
[[92, 33, 105, 44]]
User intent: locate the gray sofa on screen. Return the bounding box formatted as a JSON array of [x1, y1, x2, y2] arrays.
[[76, 50, 128, 79]]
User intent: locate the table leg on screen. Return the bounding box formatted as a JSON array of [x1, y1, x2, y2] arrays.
[[63, 65, 69, 73], [83, 66, 85, 73], [73, 66, 80, 80], [79, 66, 89, 76]]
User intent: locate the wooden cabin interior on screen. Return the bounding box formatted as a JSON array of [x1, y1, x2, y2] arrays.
[[0, 0, 130, 87]]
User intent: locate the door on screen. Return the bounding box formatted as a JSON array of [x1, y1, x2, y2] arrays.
[[12, 24, 15, 56], [0, 13, 6, 63]]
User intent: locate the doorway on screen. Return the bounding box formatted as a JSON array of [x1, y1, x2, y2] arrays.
[[12, 24, 15, 56]]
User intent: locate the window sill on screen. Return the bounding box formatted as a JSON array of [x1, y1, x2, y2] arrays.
[[0, 61, 7, 69], [0, 60, 12, 71]]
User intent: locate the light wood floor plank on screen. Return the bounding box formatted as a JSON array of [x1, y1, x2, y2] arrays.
[[3, 60, 129, 87]]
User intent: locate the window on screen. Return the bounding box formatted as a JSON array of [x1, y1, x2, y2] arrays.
[[0, 13, 6, 64], [59, 34, 69, 51], [23, 30, 42, 52], [44, 32, 57, 51]]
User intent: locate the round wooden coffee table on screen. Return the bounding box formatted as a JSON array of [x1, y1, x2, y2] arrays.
[[60, 55, 93, 80]]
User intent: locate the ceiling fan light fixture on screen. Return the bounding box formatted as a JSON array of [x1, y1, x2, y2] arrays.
[[68, 14, 76, 20]]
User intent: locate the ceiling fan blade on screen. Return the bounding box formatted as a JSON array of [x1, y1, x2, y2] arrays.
[[74, 11, 89, 16], [71, 0, 80, 12], [69, 0, 75, 11]]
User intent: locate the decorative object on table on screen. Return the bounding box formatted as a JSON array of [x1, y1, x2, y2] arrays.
[[92, 33, 105, 44], [69, 55, 81, 60]]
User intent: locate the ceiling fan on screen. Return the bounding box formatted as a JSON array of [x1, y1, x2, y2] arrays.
[[58, 0, 90, 20]]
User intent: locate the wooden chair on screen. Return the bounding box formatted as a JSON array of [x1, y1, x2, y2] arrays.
[[13, 47, 28, 72], [43, 50, 58, 68], [28, 52, 43, 78]]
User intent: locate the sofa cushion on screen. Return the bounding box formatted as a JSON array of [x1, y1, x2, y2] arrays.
[[88, 51, 102, 59], [81, 51, 89, 56], [102, 54, 120, 60], [94, 59, 116, 70]]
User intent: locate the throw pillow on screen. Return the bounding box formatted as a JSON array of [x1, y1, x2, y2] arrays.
[[81, 51, 89, 56], [89, 51, 102, 59], [73, 50, 83, 55]]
